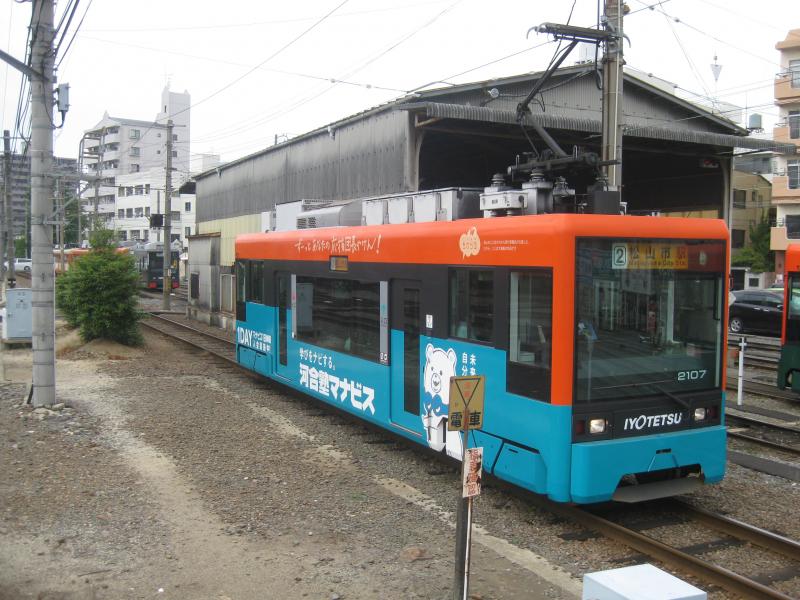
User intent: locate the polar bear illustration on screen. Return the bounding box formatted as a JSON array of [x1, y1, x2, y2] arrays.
[[422, 343, 463, 460]]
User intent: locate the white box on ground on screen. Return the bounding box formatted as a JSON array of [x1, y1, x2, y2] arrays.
[[582, 563, 706, 600], [1, 288, 32, 341]]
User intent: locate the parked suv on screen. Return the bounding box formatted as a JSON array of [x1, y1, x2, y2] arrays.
[[729, 289, 783, 336]]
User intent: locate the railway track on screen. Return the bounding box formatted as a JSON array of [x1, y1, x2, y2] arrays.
[[555, 498, 800, 599], [143, 312, 800, 598]]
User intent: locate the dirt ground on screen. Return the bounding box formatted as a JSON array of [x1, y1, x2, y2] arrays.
[[0, 325, 581, 600]]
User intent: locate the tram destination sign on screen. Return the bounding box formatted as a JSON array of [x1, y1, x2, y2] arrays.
[[448, 375, 485, 431], [611, 242, 689, 270]]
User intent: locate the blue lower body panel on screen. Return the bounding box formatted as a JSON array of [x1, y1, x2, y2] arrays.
[[571, 426, 726, 504]]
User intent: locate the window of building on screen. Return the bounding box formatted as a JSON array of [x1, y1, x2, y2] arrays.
[[135, 207, 143, 218], [507, 270, 553, 401], [171, 211, 180, 222], [786, 214, 800, 239], [449, 269, 494, 342], [157, 132, 161, 138], [791, 59, 800, 88], [129, 129, 140, 140], [184, 201, 191, 212], [130, 230, 139, 240], [157, 150, 161, 155], [752, 190, 762, 206], [172, 134, 178, 141], [145, 207, 151, 216], [295, 277, 381, 362], [172, 151, 178, 158], [731, 229, 746, 248], [789, 160, 800, 190], [118, 186, 125, 197], [118, 209, 124, 219], [748, 277, 760, 287], [732, 189, 746, 209], [136, 185, 144, 195], [126, 208, 133, 218], [130, 164, 140, 173], [145, 184, 150, 194], [170, 233, 181, 243], [790, 111, 800, 140], [143, 230, 149, 241], [119, 230, 127, 241], [130, 147, 140, 157], [185, 226, 192, 237], [108, 126, 119, 134]]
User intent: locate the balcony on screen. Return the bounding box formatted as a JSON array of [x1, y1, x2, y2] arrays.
[[772, 175, 800, 201], [774, 125, 790, 145], [775, 73, 800, 105], [772, 226, 791, 251]]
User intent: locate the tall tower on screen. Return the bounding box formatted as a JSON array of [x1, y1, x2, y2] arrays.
[[156, 86, 191, 176]]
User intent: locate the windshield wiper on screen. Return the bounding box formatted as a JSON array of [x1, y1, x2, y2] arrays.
[[650, 383, 690, 410]]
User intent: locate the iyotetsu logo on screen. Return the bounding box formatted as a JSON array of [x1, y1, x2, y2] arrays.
[[623, 412, 683, 431], [459, 227, 480, 258]]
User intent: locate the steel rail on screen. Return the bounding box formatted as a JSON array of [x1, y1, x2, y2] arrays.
[[671, 499, 800, 562], [142, 313, 799, 598], [727, 430, 800, 456]]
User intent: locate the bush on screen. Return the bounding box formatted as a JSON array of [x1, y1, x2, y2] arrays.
[[56, 230, 142, 345]]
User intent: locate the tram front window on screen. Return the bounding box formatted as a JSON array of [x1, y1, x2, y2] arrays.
[[575, 239, 725, 403]]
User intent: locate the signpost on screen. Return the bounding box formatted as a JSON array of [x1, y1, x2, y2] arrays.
[[449, 375, 485, 600]]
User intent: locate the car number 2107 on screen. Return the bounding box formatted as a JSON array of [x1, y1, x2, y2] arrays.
[[677, 369, 707, 381]]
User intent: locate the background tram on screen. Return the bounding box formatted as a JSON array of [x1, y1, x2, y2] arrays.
[[778, 244, 800, 391], [234, 213, 728, 504], [134, 241, 180, 290]]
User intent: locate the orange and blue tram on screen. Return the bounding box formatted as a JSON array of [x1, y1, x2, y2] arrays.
[[234, 214, 728, 503]]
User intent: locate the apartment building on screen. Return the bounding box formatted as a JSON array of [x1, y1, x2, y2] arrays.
[[770, 28, 800, 273], [114, 168, 196, 248], [1, 153, 77, 238], [79, 86, 190, 234]]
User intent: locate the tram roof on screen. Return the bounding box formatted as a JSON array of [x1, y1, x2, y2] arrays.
[[236, 214, 728, 268]]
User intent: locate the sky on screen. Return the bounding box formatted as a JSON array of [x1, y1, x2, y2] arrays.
[[0, 0, 796, 165]]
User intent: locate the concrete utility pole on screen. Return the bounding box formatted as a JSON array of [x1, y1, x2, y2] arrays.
[[30, 0, 56, 407], [162, 119, 173, 310], [56, 178, 65, 273], [2, 129, 13, 298], [601, 0, 625, 189]]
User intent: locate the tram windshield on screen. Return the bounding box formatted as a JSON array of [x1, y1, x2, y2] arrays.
[[786, 275, 800, 342], [574, 238, 725, 403]]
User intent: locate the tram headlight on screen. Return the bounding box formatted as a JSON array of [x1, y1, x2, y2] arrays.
[[588, 418, 607, 434], [693, 407, 707, 421]]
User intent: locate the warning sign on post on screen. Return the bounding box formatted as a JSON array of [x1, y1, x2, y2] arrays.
[[448, 375, 485, 431], [462, 447, 483, 498]]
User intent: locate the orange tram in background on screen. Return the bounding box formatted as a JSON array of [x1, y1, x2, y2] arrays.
[[234, 213, 729, 503]]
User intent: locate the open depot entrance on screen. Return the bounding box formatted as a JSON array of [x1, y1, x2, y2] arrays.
[[415, 121, 727, 218]]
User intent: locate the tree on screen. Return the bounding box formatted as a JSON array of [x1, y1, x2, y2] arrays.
[[731, 213, 774, 273], [56, 228, 142, 345]]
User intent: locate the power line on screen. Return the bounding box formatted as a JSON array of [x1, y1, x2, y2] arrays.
[[55, 0, 92, 69], [164, 0, 351, 123], [628, 0, 782, 68]]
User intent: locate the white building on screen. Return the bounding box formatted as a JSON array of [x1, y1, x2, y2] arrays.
[[79, 86, 191, 234], [114, 168, 196, 248]]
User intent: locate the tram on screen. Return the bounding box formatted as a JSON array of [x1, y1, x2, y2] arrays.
[[234, 207, 728, 504], [777, 244, 800, 391], [133, 241, 180, 290]]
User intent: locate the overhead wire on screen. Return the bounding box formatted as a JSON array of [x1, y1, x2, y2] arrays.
[[55, 0, 93, 70]]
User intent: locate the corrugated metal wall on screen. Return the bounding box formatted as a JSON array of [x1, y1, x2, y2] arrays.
[[198, 214, 261, 266], [197, 110, 409, 223]]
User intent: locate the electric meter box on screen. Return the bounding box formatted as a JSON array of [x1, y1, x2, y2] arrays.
[[1, 288, 33, 342]]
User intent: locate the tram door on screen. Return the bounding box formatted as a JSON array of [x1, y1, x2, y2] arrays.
[[390, 280, 423, 434], [274, 272, 291, 380]]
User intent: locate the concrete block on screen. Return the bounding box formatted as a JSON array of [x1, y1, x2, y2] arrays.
[[582, 563, 706, 600]]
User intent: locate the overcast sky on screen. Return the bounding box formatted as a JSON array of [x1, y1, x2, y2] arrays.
[[0, 0, 796, 164]]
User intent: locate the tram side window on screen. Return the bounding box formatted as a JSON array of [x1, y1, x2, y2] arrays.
[[787, 276, 800, 342], [247, 261, 264, 304], [507, 271, 553, 401], [235, 261, 246, 303], [295, 276, 380, 362], [449, 269, 494, 343]]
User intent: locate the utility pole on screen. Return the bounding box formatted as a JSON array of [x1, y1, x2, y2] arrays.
[[56, 177, 65, 273], [162, 119, 173, 310], [30, 0, 56, 407], [3, 129, 13, 297], [601, 0, 625, 189]]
